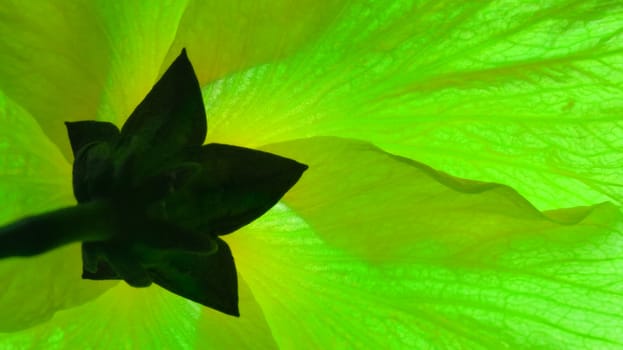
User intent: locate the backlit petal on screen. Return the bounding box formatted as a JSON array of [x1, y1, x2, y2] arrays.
[[0, 91, 113, 331], [0, 278, 277, 349], [227, 138, 623, 348], [202, 1, 623, 210]]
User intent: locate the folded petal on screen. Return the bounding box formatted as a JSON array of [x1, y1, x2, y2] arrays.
[[222, 137, 623, 348], [0, 92, 112, 331], [0, 278, 278, 349], [202, 1, 623, 210], [262, 137, 620, 261]]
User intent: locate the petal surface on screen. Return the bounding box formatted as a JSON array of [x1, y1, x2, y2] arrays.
[[223, 137, 623, 348], [196, 276, 279, 350], [0, 91, 112, 331], [1, 1, 622, 348], [0, 0, 189, 157], [0, 278, 278, 349], [201, 1, 623, 210], [0, 0, 346, 157], [0, 0, 111, 157], [93, 1, 190, 129], [164, 0, 346, 85], [262, 137, 619, 261]]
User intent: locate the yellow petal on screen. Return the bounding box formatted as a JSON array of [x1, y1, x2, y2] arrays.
[[0, 1, 189, 157], [262, 137, 619, 262], [1, 278, 278, 349], [0, 91, 112, 331], [164, 0, 346, 85], [218, 137, 623, 348], [201, 1, 623, 210]]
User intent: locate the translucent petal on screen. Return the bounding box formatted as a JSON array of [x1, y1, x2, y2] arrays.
[[0, 278, 278, 349], [0, 0, 344, 157], [164, 0, 346, 85], [262, 137, 620, 261], [0, 0, 189, 157], [93, 1, 190, 130], [201, 1, 623, 210], [0, 92, 112, 331], [0, 0, 111, 157], [222, 137, 623, 348], [196, 276, 278, 349]]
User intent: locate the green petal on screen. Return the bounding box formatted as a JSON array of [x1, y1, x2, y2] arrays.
[[223, 137, 623, 348], [0, 1, 111, 157], [0, 278, 278, 349], [0, 0, 347, 156], [164, 0, 347, 85], [196, 275, 278, 349], [201, 1, 623, 210], [0, 92, 112, 331], [262, 137, 620, 261], [93, 1, 190, 129], [0, 245, 114, 332], [0, 1, 189, 157]]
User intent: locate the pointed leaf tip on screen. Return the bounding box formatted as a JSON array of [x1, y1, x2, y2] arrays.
[[147, 238, 239, 316], [65, 120, 120, 157], [117, 47, 207, 180], [159, 144, 308, 236]]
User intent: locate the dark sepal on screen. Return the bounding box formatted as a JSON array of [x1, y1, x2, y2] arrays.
[[162, 143, 308, 236], [81, 242, 120, 280], [81, 221, 219, 280], [66, 121, 119, 203], [132, 162, 202, 204], [131, 219, 219, 256], [72, 142, 114, 203], [65, 121, 120, 157], [148, 238, 239, 316], [81, 241, 152, 287], [116, 49, 207, 181]]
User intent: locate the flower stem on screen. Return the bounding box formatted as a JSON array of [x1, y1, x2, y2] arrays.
[[0, 201, 116, 258]]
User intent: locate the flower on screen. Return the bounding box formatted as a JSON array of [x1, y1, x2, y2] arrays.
[[1, 1, 622, 348]]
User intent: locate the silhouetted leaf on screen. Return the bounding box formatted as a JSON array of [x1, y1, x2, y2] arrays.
[[81, 242, 120, 280], [100, 241, 153, 288], [83, 237, 237, 314], [65, 121, 120, 157], [72, 142, 114, 203], [132, 162, 202, 204], [116, 49, 207, 182], [82, 219, 218, 282], [160, 143, 308, 235], [66, 121, 119, 203], [148, 238, 239, 316]]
